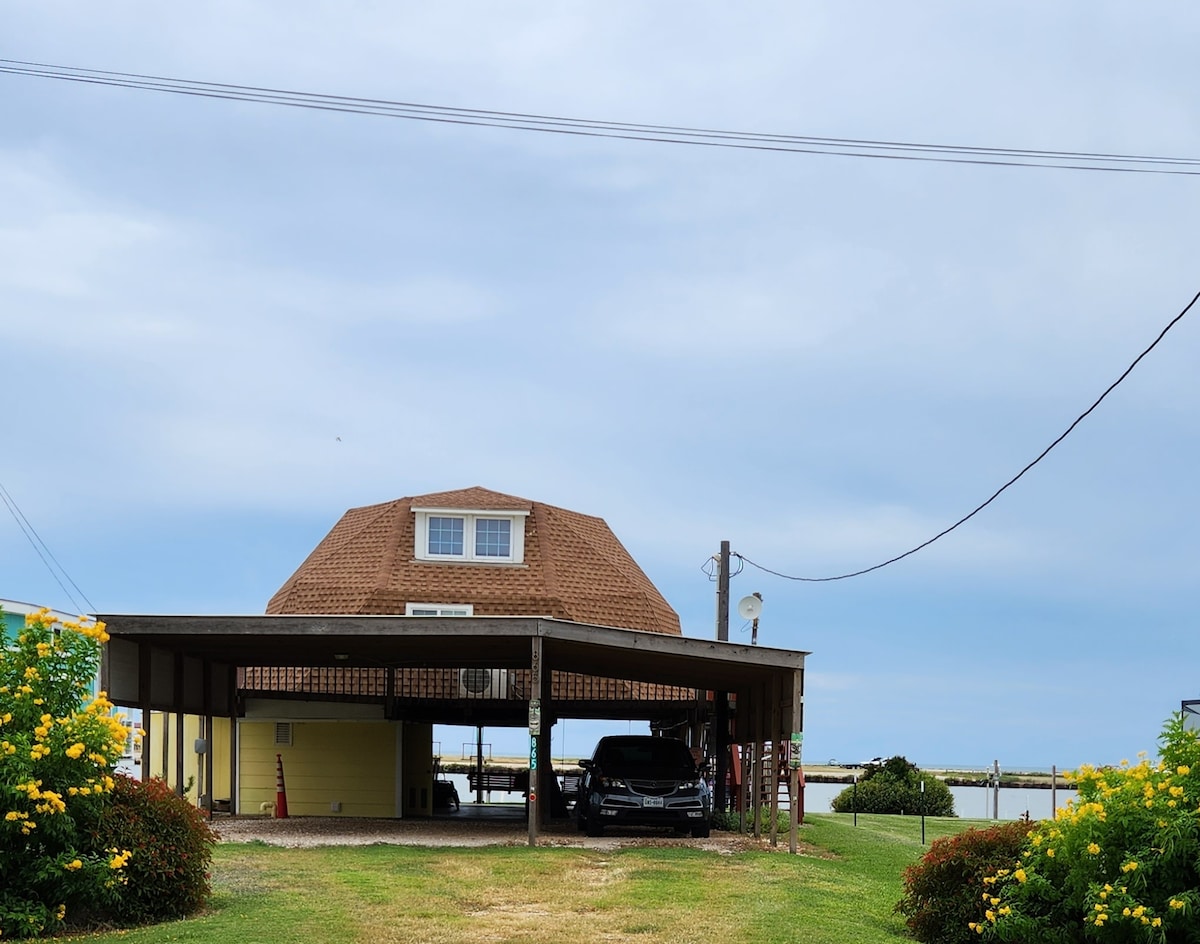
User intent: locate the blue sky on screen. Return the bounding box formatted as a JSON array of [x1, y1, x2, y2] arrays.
[[2, 3, 1197, 771]]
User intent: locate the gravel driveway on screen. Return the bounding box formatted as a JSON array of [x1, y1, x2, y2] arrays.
[[213, 814, 787, 854]]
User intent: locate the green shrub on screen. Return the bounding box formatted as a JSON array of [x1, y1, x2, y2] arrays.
[[895, 820, 1033, 944], [831, 757, 955, 817], [85, 775, 217, 924], [977, 714, 1200, 941]]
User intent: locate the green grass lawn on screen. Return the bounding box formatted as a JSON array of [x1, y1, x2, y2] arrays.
[[46, 814, 990, 944]]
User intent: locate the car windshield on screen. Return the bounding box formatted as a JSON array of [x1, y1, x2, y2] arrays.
[[598, 739, 695, 772]]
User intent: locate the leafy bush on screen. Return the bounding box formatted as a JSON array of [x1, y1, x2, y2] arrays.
[[895, 820, 1033, 944], [0, 607, 132, 938], [85, 775, 217, 924], [831, 756, 956, 817], [976, 714, 1200, 941]]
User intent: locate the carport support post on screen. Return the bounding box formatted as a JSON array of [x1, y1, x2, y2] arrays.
[[768, 673, 782, 847], [788, 668, 803, 855], [528, 635, 544, 847]]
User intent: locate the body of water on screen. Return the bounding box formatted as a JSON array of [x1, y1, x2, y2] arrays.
[[800, 780, 1077, 821]]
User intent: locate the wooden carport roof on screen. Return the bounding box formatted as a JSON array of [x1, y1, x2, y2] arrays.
[[98, 613, 807, 715]]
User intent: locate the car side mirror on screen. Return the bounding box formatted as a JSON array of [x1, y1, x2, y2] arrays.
[[579, 759, 593, 770]]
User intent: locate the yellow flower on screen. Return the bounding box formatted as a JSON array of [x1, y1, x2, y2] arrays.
[[1170, 899, 1184, 909], [1087, 842, 1100, 854], [1179, 765, 1190, 775], [1046, 848, 1055, 858], [65, 743, 85, 760], [1121, 861, 1138, 873], [4, 811, 21, 821], [64, 859, 82, 871], [1152, 917, 1162, 927], [1015, 869, 1027, 883]]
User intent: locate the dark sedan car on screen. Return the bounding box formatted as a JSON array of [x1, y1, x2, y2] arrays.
[[576, 735, 711, 837]]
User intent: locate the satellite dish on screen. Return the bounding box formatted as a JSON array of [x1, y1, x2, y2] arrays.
[[736, 594, 763, 620]]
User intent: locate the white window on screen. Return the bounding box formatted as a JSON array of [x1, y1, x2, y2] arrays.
[[405, 603, 475, 617], [412, 508, 528, 563]]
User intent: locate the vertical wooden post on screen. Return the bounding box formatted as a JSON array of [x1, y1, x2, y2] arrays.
[[138, 644, 152, 783], [788, 667, 804, 854], [173, 652, 185, 795], [769, 672, 782, 847], [202, 660, 214, 817], [229, 665, 240, 815], [752, 681, 767, 839], [528, 633, 543, 847]]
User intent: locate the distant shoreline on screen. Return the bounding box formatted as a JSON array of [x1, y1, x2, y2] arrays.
[[441, 758, 1078, 791]]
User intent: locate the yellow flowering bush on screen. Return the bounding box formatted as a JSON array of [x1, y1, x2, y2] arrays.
[[975, 714, 1200, 942], [0, 606, 131, 938]]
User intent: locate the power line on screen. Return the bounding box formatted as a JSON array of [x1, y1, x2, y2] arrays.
[[736, 287, 1200, 583], [0, 480, 96, 613], [4, 58, 1200, 176]]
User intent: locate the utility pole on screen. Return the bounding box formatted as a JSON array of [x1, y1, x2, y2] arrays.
[[716, 540, 730, 642], [713, 541, 731, 811]]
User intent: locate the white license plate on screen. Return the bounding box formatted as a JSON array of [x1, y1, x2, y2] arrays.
[[642, 797, 664, 808]]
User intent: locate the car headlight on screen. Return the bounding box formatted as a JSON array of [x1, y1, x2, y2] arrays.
[[600, 777, 627, 789], [678, 779, 700, 790]]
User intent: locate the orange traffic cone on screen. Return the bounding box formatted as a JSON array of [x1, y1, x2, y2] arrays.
[[275, 753, 289, 819]]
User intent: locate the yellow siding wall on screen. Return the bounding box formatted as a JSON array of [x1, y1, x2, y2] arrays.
[[239, 721, 398, 817], [144, 713, 231, 806]]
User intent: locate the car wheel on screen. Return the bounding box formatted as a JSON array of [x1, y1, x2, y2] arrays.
[[690, 822, 711, 839]]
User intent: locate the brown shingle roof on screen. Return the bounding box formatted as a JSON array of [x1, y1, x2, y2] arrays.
[[266, 487, 680, 635]]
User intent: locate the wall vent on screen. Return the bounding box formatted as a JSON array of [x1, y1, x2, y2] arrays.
[[274, 722, 293, 746]]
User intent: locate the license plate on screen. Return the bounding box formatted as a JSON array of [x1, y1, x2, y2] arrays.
[[642, 797, 664, 808]]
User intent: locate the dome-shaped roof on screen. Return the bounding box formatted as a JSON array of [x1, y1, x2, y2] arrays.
[[266, 487, 681, 636]]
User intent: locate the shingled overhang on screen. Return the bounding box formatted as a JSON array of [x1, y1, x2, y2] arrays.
[[265, 486, 681, 635]]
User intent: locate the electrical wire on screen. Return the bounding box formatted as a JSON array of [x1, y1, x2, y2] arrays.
[[0, 480, 96, 614], [735, 287, 1200, 582], [5, 59, 1200, 175]]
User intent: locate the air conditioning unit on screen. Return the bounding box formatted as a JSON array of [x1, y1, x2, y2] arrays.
[[458, 668, 509, 699]]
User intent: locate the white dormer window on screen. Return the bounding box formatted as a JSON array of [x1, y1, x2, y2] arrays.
[[413, 507, 528, 564]]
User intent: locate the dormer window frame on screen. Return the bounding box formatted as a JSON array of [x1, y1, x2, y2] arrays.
[[412, 506, 530, 564]]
